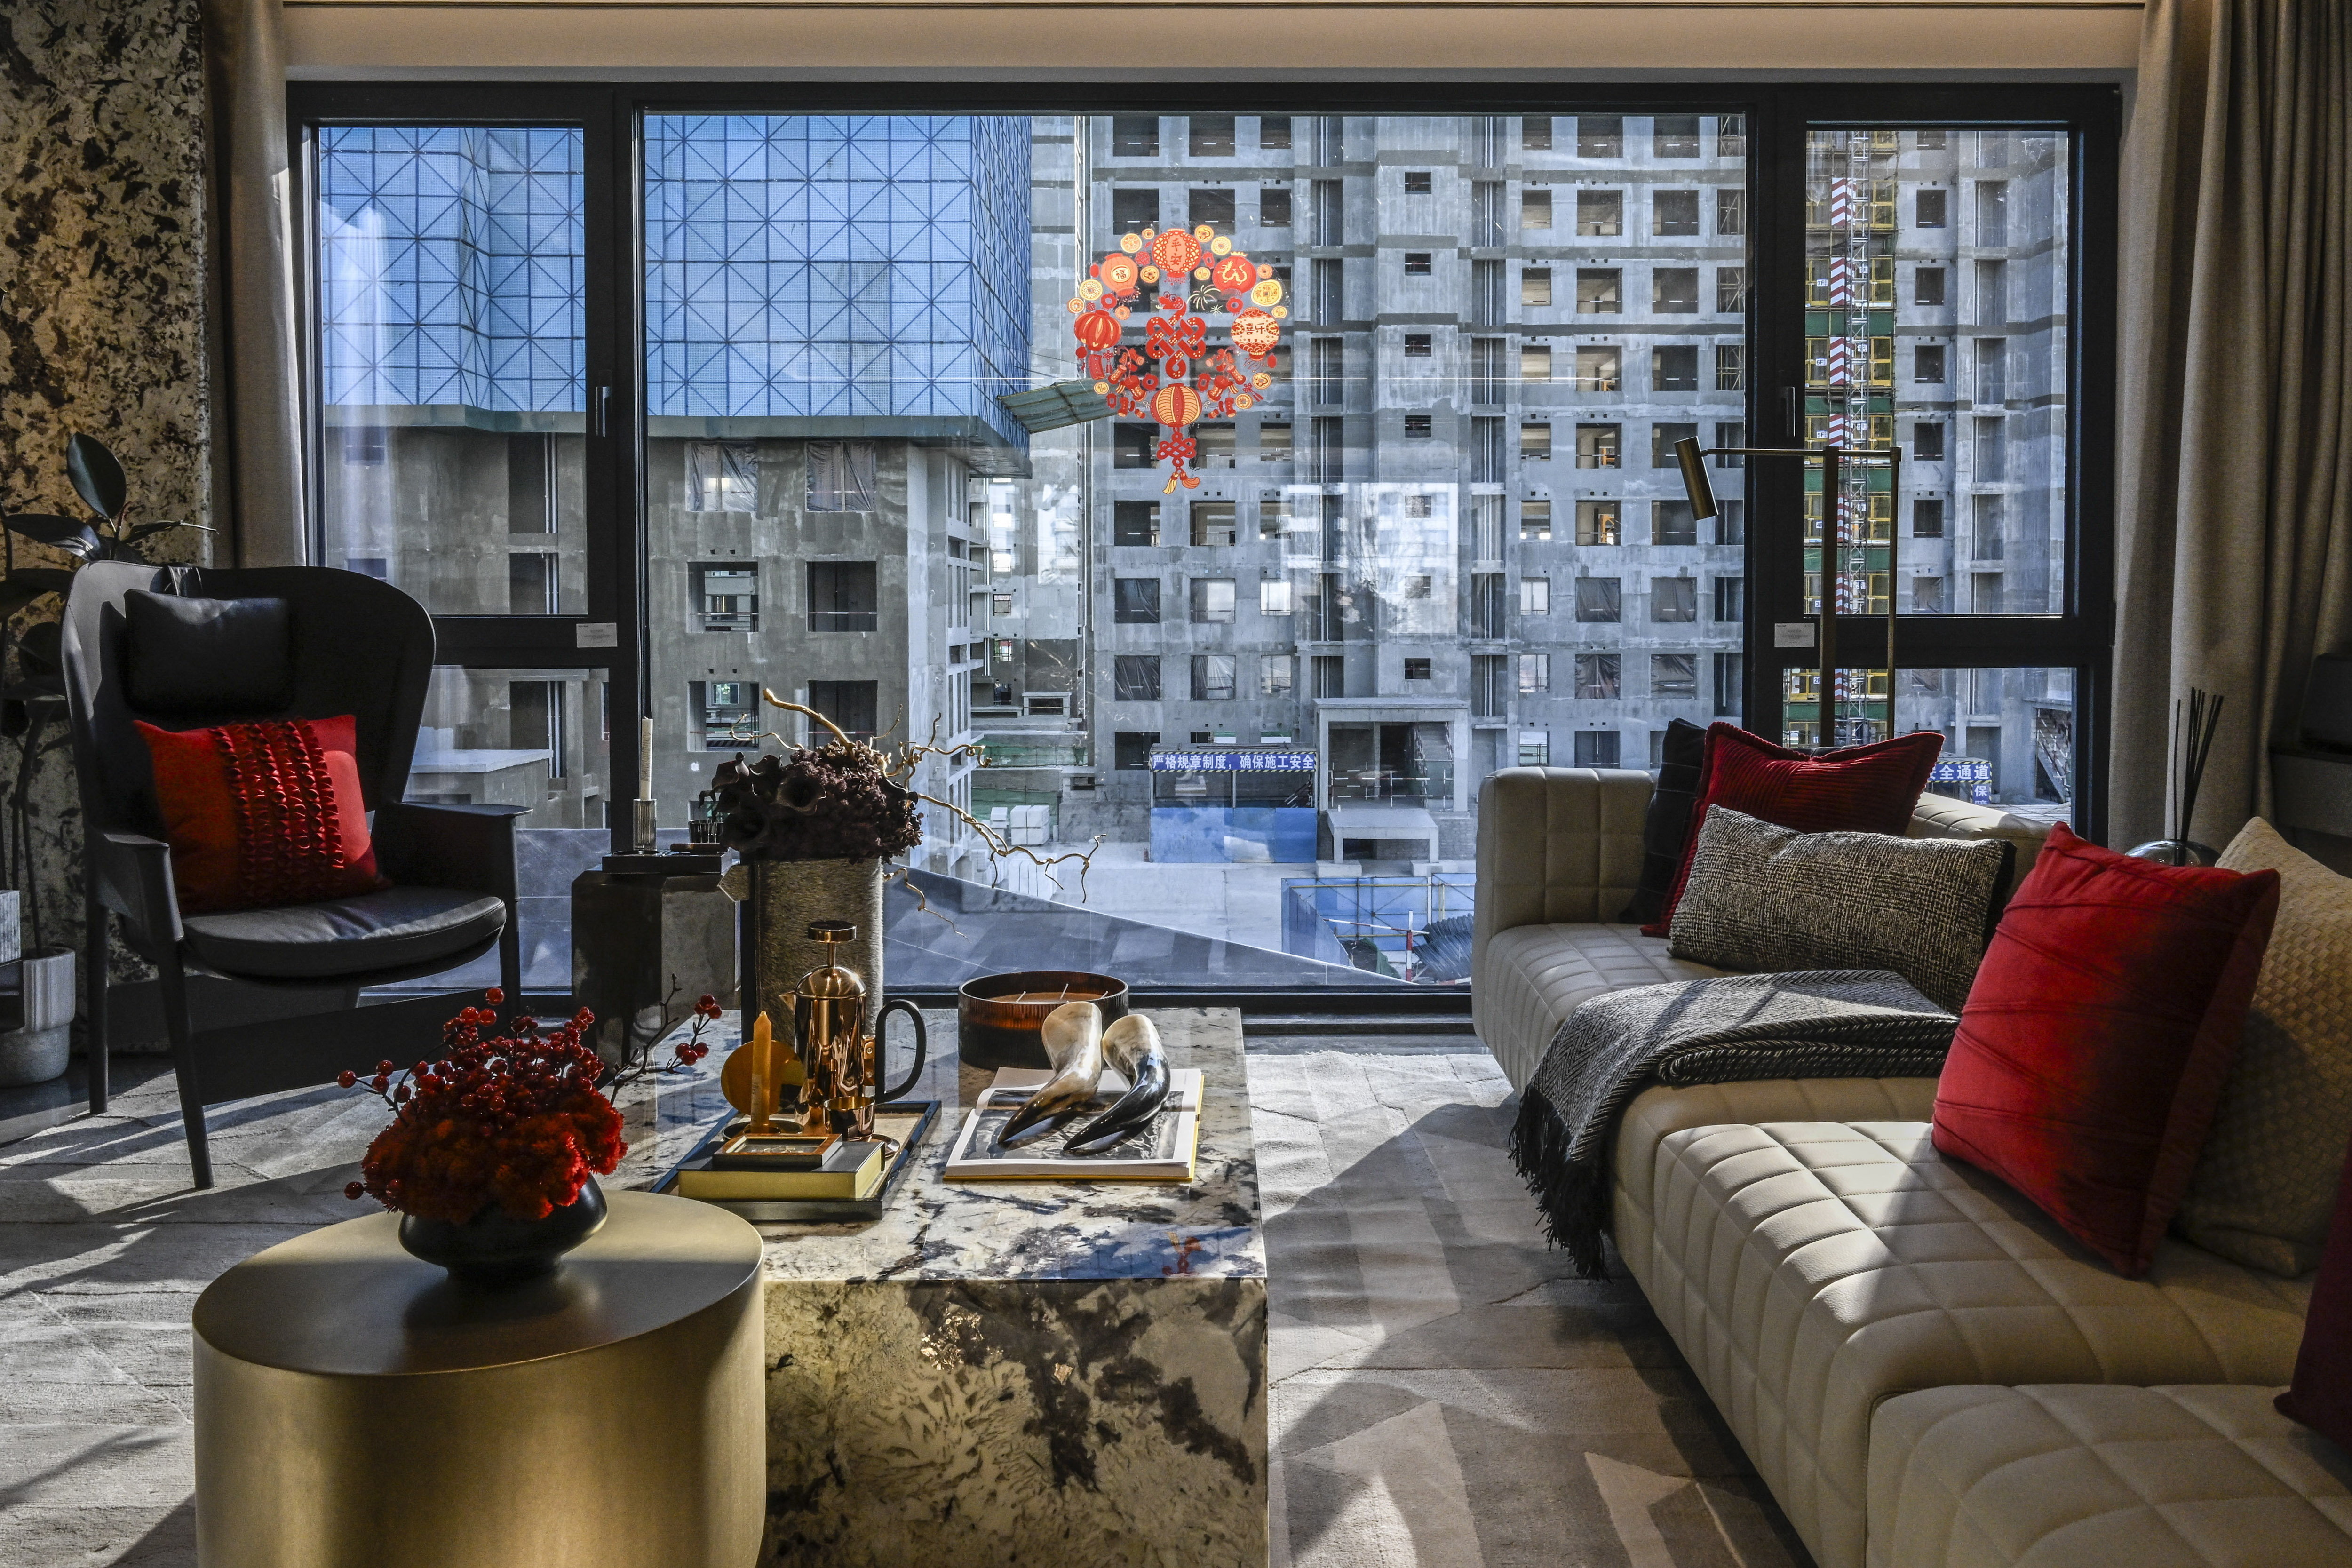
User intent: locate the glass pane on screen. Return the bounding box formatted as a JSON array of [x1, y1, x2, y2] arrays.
[[315, 127, 587, 613], [1802, 128, 2069, 618], [1780, 663, 2076, 820], [394, 665, 616, 994], [640, 113, 1747, 989]]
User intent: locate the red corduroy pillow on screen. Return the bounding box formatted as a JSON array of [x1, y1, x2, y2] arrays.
[[2277, 1132, 2352, 1448], [1644, 722, 1945, 936], [1932, 823, 2280, 1277], [136, 715, 388, 915]]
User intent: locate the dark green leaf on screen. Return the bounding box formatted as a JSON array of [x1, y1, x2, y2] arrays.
[[0, 580, 57, 623], [3, 513, 102, 558], [16, 620, 62, 673], [66, 434, 127, 523]]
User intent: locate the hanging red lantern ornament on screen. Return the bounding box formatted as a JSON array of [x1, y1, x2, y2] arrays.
[[1074, 309, 1121, 353], [1151, 382, 1202, 430], [1100, 252, 1140, 295], [1229, 308, 1280, 361], [1152, 229, 1203, 278]]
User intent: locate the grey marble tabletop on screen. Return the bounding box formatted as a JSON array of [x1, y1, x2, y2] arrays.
[[614, 1006, 1263, 1285]]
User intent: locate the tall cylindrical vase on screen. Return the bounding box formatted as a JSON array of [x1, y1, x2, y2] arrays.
[[740, 858, 885, 1036]]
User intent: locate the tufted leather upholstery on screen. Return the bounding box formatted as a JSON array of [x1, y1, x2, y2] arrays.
[[1475, 923, 1724, 1087], [1907, 794, 2050, 894], [1606, 1090, 2314, 1568], [1867, 1383, 2352, 1567], [1470, 768, 2049, 1090]]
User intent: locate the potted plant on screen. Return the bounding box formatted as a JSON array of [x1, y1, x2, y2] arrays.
[[0, 434, 208, 1052], [713, 696, 1098, 1028], [340, 988, 717, 1285], [0, 433, 209, 695]]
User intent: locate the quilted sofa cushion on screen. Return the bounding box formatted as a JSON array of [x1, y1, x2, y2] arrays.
[[1867, 1383, 2352, 1567], [1475, 922, 1723, 1088], [1608, 1090, 2313, 1568]]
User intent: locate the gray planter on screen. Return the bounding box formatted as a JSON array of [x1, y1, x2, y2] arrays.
[[0, 947, 77, 1088]]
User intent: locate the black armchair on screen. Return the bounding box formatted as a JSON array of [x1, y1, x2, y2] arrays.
[[62, 563, 522, 1188]]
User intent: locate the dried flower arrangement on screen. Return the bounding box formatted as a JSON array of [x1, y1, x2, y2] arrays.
[[340, 989, 720, 1223], [717, 694, 1098, 896]]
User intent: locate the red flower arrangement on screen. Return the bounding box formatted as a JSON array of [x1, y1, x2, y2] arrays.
[[341, 988, 720, 1224]]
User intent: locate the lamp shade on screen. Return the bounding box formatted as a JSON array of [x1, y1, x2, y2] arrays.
[[1673, 437, 1718, 521]]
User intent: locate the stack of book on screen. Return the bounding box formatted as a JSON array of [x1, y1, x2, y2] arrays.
[[660, 1101, 938, 1220], [675, 1136, 887, 1202]]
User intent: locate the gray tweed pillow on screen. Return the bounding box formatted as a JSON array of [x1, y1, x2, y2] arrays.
[[1668, 805, 2014, 1012]]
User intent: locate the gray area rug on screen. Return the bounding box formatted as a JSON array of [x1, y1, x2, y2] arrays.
[[1254, 1046, 1808, 1568], [0, 1041, 1808, 1568]]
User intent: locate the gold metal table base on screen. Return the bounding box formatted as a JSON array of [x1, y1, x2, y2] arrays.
[[193, 1192, 764, 1568]]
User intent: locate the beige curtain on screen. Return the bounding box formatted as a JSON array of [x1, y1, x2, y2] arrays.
[[2113, 0, 2352, 847], [202, 0, 307, 567]]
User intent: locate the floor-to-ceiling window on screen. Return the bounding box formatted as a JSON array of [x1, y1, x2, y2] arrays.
[[295, 88, 2115, 1001]]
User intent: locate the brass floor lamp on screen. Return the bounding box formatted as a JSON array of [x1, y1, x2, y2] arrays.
[[1672, 435, 1904, 745]]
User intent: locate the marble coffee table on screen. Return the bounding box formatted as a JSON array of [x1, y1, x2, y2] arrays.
[[621, 1006, 1266, 1568]]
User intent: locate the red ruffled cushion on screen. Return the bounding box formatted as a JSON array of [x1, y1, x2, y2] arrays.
[[1932, 823, 2280, 1276], [136, 715, 388, 915], [1645, 722, 1945, 936], [2277, 1133, 2352, 1447]]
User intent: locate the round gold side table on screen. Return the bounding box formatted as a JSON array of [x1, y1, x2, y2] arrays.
[[192, 1191, 764, 1568]]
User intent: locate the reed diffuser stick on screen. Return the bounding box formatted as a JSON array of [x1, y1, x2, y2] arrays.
[[2172, 687, 2224, 846]]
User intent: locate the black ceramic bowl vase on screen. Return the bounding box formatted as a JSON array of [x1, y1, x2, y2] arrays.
[[398, 1177, 608, 1287]]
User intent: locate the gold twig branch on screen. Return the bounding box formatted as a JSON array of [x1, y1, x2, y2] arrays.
[[723, 692, 1097, 898], [759, 690, 853, 748]]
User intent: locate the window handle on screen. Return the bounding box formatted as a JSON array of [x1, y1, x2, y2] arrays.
[[594, 384, 611, 438]]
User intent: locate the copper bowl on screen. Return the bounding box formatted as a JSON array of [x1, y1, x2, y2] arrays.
[[957, 971, 1132, 1070]]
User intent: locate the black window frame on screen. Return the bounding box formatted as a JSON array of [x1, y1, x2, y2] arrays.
[[286, 80, 2122, 1005]]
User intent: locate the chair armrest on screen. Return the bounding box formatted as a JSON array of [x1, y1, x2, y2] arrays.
[[372, 802, 527, 903], [91, 830, 183, 948]]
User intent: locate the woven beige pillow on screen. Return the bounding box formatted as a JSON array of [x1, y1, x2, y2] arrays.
[[2175, 817, 2352, 1275]]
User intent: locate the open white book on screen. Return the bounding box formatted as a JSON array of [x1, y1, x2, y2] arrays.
[[944, 1067, 1204, 1182]]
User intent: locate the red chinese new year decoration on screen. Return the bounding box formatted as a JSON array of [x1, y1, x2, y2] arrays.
[[1073, 221, 1286, 493]]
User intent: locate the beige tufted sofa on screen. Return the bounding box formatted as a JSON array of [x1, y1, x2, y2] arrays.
[[1471, 767, 2346, 1568], [1470, 767, 2050, 1089]]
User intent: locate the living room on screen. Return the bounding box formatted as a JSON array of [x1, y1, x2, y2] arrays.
[[2, 1, 2347, 1564]]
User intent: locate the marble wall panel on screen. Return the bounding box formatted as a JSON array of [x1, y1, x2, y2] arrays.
[[763, 1275, 1268, 1567], [1, 0, 213, 1002]]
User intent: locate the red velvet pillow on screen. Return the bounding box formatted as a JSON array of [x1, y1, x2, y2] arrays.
[[136, 715, 388, 915], [1644, 722, 1945, 936], [1932, 823, 2280, 1276], [2277, 1132, 2352, 1447]]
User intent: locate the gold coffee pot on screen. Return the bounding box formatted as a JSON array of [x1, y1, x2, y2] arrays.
[[792, 921, 927, 1140]]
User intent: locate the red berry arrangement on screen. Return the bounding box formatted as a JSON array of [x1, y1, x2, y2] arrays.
[[340, 988, 721, 1224]]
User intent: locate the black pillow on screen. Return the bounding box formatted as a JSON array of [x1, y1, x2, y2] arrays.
[[1619, 717, 1708, 924], [124, 591, 294, 714]]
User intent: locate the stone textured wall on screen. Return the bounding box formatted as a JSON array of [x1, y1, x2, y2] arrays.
[[1, 0, 211, 987]]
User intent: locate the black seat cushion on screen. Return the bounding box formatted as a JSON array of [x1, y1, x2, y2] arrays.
[[125, 590, 294, 714], [180, 886, 505, 981]]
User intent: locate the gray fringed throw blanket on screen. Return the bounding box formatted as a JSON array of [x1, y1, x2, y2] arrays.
[[1507, 971, 1957, 1278]]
